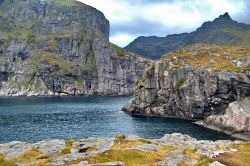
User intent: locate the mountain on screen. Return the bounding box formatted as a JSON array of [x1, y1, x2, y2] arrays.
[[0, 0, 151, 96], [123, 44, 250, 136], [125, 12, 250, 59]]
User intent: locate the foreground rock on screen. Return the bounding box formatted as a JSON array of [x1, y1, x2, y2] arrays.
[[0, 0, 151, 96], [32, 139, 66, 156], [123, 44, 250, 138], [0, 141, 32, 158], [0, 133, 249, 166]]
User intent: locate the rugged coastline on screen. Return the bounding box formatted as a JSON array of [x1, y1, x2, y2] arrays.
[[122, 44, 250, 139]]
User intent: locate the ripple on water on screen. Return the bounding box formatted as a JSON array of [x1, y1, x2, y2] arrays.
[[0, 96, 234, 143]]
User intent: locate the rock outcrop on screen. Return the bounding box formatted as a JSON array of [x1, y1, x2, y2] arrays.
[[125, 12, 250, 59], [0, 0, 151, 96], [123, 44, 250, 122], [200, 98, 250, 137], [0, 133, 246, 166]]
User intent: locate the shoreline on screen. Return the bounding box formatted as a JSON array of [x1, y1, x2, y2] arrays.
[[0, 94, 134, 98], [194, 121, 250, 141], [125, 112, 250, 141]]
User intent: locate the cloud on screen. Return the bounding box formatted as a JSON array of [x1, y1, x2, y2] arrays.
[[79, 0, 249, 47]]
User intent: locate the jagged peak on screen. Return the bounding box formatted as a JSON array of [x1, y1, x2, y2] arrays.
[[214, 12, 233, 22]]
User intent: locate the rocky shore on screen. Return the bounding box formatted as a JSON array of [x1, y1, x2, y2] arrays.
[[193, 98, 250, 141], [1, 133, 249, 166]]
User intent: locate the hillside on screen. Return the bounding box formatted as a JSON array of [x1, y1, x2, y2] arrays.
[[0, 0, 151, 96], [125, 12, 250, 59]]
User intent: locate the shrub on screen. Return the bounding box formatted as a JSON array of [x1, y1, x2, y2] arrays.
[[176, 77, 188, 89]]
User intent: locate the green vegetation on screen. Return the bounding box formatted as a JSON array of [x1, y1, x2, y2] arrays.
[[61, 140, 75, 155], [114, 134, 126, 144], [0, 148, 49, 166], [176, 77, 188, 89], [135, 79, 144, 96], [161, 44, 250, 72], [215, 142, 250, 166], [26, 33, 37, 45], [87, 149, 161, 166], [12, 148, 48, 163], [109, 43, 147, 58], [112, 135, 150, 150], [53, 0, 90, 7], [0, 154, 14, 166], [110, 43, 131, 57], [86, 136, 173, 166], [32, 49, 75, 73], [178, 148, 213, 166], [88, 49, 97, 72], [48, 40, 58, 50], [3, 137, 249, 166]]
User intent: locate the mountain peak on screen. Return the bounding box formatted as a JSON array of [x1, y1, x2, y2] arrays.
[[217, 12, 232, 21]]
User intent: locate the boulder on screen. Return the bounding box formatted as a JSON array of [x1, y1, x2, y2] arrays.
[[205, 98, 250, 133], [32, 139, 66, 156], [0, 141, 31, 158]]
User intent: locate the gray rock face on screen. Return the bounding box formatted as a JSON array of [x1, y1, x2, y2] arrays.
[[209, 161, 226, 166], [0, 141, 31, 158], [50, 138, 114, 165], [32, 139, 66, 156], [204, 98, 250, 133], [0, 0, 151, 96], [130, 143, 162, 152], [92, 162, 125, 166], [50, 153, 91, 165], [72, 138, 114, 154], [123, 45, 250, 120]]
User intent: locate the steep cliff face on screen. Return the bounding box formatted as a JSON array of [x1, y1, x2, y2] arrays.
[[123, 44, 250, 119], [0, 0, 151, 96], [125, 12, 250, 59]]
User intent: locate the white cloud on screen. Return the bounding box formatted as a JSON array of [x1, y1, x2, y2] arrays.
[[109, 34, 136, 47], [78, 0, 248, 47]]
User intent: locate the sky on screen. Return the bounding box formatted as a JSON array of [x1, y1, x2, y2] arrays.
[[79, 0, 250, 47]]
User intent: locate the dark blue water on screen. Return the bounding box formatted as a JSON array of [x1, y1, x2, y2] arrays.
[[0, 96, 233, 143]]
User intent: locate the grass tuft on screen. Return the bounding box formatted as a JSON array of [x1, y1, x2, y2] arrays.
[[215, 142, 250, 166], [176, 77, 188, 89]]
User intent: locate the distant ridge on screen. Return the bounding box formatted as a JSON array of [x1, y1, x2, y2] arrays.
[[125, 12, 250, 59]]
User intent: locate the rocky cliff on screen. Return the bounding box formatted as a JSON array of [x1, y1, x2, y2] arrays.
[[123, 44, 250, 122], [0, 0, 151, 96], [125, 12, 250, 59]]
